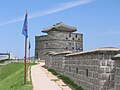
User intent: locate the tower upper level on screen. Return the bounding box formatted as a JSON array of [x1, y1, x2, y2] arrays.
[[42, 22, 77, 33]]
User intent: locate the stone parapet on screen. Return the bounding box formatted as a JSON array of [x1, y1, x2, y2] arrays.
[[45, 47, 119, 90]]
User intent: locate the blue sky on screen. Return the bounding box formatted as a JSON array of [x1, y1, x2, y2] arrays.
[[0, 0, 120, 58]]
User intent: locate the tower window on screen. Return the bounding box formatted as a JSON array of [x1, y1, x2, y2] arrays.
[[86, 69, 89, 77], [72, 47, 74, 49], [66, 38, 68, 40], [76, 68, 78, 74], [75, 34, 77, 38], [66, 47, 68, 49], [36, 53, 38, 59], [72, 38, 74, 40], [69, 34, 71, 37], [69, 67, 71, 72]]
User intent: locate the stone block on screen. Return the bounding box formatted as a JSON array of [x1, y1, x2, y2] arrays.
[[99, 67, 105, 73], [114, 84, 120, 90], [102, 60, 107, 66]]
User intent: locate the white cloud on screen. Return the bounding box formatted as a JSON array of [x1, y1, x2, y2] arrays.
[[0, 18, 22, 26], [0, 0, 95, 26], [101, 30, 120, 36]]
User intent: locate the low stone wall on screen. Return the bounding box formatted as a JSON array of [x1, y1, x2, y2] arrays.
[[48, 52, 71, 73], [45, 48, 119, 90], [64, 58, 114, 90], [112, 54, 120, 90]]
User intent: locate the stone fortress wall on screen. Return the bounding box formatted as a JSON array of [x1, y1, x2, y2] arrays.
[[46, 47, 119, 90], [35, 23, 120, 90], [112, 54, 120, 90]]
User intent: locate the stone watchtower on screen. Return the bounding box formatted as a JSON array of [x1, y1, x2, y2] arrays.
[[35, 23, 83, 60]]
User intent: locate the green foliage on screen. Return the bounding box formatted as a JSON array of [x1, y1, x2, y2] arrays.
[[75, 86, 84, 90], [48, 68, 59, 76], [47, 68, 84, 90], [0, 62, 33, 90]]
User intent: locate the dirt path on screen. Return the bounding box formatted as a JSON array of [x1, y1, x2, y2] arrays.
[[31, 64, 62, 90]]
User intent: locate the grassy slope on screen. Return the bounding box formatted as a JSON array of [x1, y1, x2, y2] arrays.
[[0, 62, 33, 90], [0, 65, 3, 68], [47, 68, 84, 90]]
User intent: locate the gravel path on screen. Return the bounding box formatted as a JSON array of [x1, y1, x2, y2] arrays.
[[31, 64, 62, 90]]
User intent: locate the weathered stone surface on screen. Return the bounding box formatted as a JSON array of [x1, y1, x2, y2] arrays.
[[45, 48, 119, 90], [35, 23, 83, 61], [112, 55, 120, 90], [35, 23, 120, 90]]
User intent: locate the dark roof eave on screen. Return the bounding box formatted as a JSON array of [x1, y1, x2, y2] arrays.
[[112, 57, 120, 60], [42, 29, 77, 33]]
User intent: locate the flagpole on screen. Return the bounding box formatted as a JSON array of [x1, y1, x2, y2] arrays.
[[24, 37, 27, 85], [22, 9, 28, 85], [29, 45, 30, 66], [24, 9, 28, 85]]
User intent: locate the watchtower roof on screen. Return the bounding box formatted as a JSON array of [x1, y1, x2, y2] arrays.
[[112, 54, 120, 60], [42, 22, 77, 33]]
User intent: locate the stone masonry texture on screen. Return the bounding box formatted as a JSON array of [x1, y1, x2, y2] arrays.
[[45, 48, 120, 90], [35, 23, 120, 90], [35, 23, 83, 60]]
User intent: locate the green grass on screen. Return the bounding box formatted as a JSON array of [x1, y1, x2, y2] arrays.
[[47, 68, 84, 90], [0, 65, 3, 68], [0, 62, 34, 90]]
